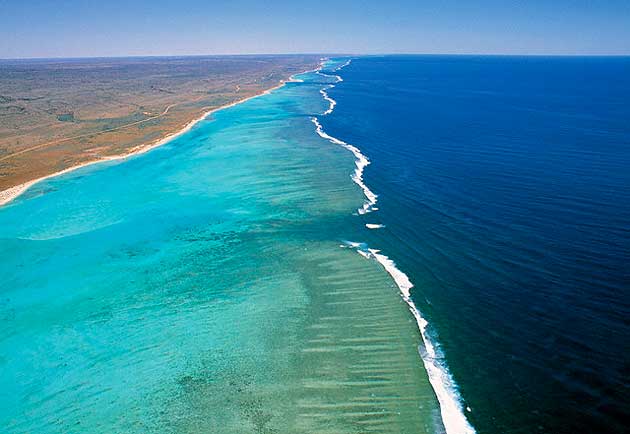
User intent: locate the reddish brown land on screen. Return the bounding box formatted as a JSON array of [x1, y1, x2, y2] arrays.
[[0, 55, 319, 193]]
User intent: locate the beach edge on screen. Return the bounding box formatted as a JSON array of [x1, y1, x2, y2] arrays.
[[0, 72, 313, 207]]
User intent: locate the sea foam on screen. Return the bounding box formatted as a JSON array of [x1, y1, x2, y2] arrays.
[[311, 117, 377, 214], [312, 60, 376, 214], [316, 70, 343, 83], [320, 88, 336, 115], [365, 223, 385, 229], [334, 59, 352, 71], [367, 248, 476, 434], [316, 59, 476, 434], [344, 243, 476, 434]]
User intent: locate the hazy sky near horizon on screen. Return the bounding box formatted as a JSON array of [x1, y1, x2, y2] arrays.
[[1, 0, 629, 58]]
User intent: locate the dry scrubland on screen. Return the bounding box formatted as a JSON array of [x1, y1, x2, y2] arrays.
[[0, 55, 319, 191]]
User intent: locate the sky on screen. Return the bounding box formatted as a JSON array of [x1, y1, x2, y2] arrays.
[[1, 0, 629, 58]]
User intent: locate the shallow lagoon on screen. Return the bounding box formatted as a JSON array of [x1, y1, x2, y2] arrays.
[[0, 60, 445, 433]]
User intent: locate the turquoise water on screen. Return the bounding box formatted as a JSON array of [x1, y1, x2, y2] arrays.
[[0, 60, 448, 433]]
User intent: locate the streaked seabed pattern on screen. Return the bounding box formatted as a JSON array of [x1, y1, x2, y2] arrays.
[[3, 55, 628, 434], [0, 59, 465, 433]]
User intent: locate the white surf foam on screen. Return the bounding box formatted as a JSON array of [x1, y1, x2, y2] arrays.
[[320, 88, 336, 115], [311, 59, 376, 214], [323, 58, 476, 434], [316, 70, 343, 83], [311, 58, 378, 213], [334, 59, 352, 71], [311, 117, 377, 214], [341, 243, 476, 434], [365, 223, 385, 229]]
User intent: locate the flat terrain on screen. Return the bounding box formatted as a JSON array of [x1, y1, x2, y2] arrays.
[[0, 55, 319, 191]]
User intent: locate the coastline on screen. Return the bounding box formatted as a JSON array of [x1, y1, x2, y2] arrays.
[[1, 56, 473, 433], [0, 56, 444, 433], [0, 74, 308, 207]]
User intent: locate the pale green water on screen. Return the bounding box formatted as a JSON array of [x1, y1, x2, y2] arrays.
[[0, 61, 443, 433]]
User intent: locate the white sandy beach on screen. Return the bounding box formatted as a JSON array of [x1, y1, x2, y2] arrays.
[[0, 74, 312, 207]]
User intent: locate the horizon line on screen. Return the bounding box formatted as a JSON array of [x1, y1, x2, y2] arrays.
[[2, 52, 630, 61]]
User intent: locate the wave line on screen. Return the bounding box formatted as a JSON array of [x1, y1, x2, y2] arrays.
[[316, 58, 476, 434]]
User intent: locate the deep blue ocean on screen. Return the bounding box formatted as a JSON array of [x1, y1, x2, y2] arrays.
[[1, 56, 629, 433], [324, 56, 630, 434]]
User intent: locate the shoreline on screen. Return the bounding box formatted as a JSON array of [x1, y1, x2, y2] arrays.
[[0, 73, 310, 207]]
